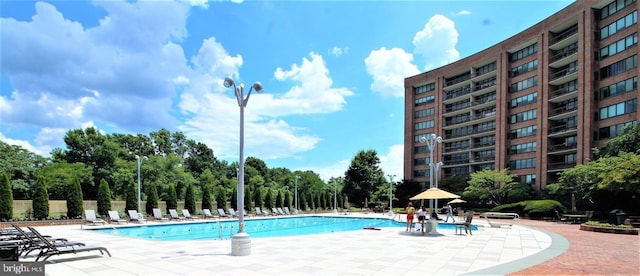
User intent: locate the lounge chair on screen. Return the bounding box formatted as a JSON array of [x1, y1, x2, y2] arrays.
[[228, 208, 240, 218], [217, 208, 229, 218], [27, 227, 111, 262], [202, 209, 218, 219], [84, 210, 106, 225], [127, 210, 147, 223], [169, 209, 185, 221], [283, 207, 292, 215], [272, 208, 281, 216], [153, 208, 169, 222], [182, 209, 197, 220], [11, 224, 84, 257], [277, 207, 286, 215], [262, 208, 272, 216], [108, 211, 128, 224], [255, 207, 266, 216]]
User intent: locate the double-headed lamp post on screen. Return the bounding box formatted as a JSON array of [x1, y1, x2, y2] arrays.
[[294, 175, 300, 215], [388, 174, 396, 216], [420, 133, 442, 217], [434, 161, 444, 211], [223, 76, 263, 256], [135, 155, 147, 213]]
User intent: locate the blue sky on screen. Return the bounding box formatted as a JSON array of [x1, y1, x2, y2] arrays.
[[0, 0, 573, 181]]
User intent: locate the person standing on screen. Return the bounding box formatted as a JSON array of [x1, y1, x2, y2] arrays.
[[444, 203, 455, 222], [405, 202, 416, 231]]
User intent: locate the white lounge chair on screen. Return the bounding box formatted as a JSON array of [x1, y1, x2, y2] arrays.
[[277, 207, 286, 215], [283, 207, 292, 215], [202, 209, 217, 219], [182, 209, 197, 220], [108, 211, 128, 224], [169, 209, 185, 221], [217, 208, 229, 218], [152, 208, 169, 222], [255, 207, 266, 216], [127, 210, 147, 223], [272, 208, 281, 216], [84, 210, 106, 225]]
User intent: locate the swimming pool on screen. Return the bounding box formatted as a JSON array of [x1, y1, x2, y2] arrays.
[[94, 216, 475, 241]]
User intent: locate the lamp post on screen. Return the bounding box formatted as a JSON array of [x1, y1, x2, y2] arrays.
[[420, 133, 442, 217], [135, 155, 147, 213], [294, 175, 300, 215], [433, 161, 444, 212], [223, 76, 263, 256], [333, 181, 337, 214], [387, 174, 396, 216]]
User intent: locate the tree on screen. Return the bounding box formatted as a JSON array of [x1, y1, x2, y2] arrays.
[[0, 172, 13, 221], [0, 141, 47, 199], [202, 184, 212, 212], [32, 176, 49, 220], [596, 124, 640, 157], [276, 190, 284, 207], [254, 186, 264, 209], [125, 181, 137, 213], [66, 177, 84, 219], [145, 182, 159, 215], [96, 179, 112, 217], [342, 150, 386, 207], [463, 169, 519, 205], [264, 188, 273, 209], [165, 184, 178, 213], [214, 185, 226, 210], [597, 152, 640, 194], [184, 184, 196, 214]]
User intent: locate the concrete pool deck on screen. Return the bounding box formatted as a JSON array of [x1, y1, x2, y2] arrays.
[[13, 213, 570, 276]]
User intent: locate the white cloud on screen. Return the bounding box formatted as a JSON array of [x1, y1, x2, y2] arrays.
[[379, 144, 404, 181], [302, 159, 351, 181], [457, 10, 471, 16], [328, 46, 349, 57], [364, 47, 420, 98], [413, 14, 460, 70]]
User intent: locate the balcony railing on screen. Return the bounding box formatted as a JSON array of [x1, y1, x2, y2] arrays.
[[444, 144, 471, 152], [548, 161, 576, 170], [445, 101, 472, 112], [473, 141, 495, 148], [548, 104, 578, 117], [473, 80, 496, 91], [548, 143, 577, 152], [548, 124, 578, 134], [549, 24, 578, 46], [472, 111, 496, 120], [474, 66, 496, 78], [549, 85, 578, 99], [549, 44, 578, 63], [549, 66, 578, 82], [445, 74, 472, 87], [445, 116, 472, 126], [444, 85, 471, 100]]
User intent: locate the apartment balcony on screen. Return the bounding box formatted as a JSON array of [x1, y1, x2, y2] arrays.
[[548, 124, 578, 137], [444, 85, 472, 102], [444, 73, 472, 88], [548, 161, 576, 171], [444, 101, 472, 114], [442, 159, 470, 166], [549, 24, 578, 50], [444, 144, 471, 153], [444, 115, 472, 127], [549, 45, 578, 68], [548, 142, 577, 155], [549, 85, 578, 103], [472, 140, 495, 150], [471, 66, 497, 82], [549, 66, 578, 85], [548, 105, 578, 120], [471, 110, 496, 122], [472, 79, 497, 96]]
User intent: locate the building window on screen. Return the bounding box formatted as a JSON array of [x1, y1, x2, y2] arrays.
[[510, 43, 538, 62], [600, 33, 638, 60], [601, 0, 637, 20], [510, 92, 538, 108], [510, 76, 538, 93], [415, 120, 435, 130], [508, 125, 537, 139], [414, 146, 428, 154], [598, 121, 638, 140], [599, 76, 637, 100], [519, 174, 536, 185], [599, 99, 638, 120], [600, 11, 637, 40], [414, 157, 430, 166], [509, 142, 537, 154], [510, 59, 538, 78], [415, 83, 435, 95], [414, 170, 429, 177], [415, 107, 435, 118], [509, 158, 536, 169], [510, 109, 537, 124], [415, 95, 435, 106]]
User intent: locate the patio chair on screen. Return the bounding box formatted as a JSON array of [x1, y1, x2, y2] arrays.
[[153, 208, 169, 222], [27, 227, 111, 262], [128, 210, 147, 223], [455, 211, 474, 235], [108, 211, 128, 224], [84, 210, 106, 225], [255, 207, 266, 216], [168, 209, 185, 221], [272, 208, 281, 216], [229, 208, 243, 218], [217, 208, 229, 218], [11, 224, 84, 257], [283, 207, 292, 215], [182, 209, 197, 220], [262, 208, 272, 216], [277, 207, 286, 215], [202, 209, 218, 219]]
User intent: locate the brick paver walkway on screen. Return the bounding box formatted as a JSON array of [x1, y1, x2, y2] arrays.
[[510, 219, 639, 275]]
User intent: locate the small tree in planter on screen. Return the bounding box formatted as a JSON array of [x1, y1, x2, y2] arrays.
[[97, 179, 112, 217], [184, 184, 196, 214], [124, 181, 136, 213], [145, 182, 159, 216], [165, 184, 177, 213], [32, 175, 49, 220], [214, 186, 226, 210], [0, 172, 13, 221], [201, 184, 212, 213], [66, 177, 84, 219]]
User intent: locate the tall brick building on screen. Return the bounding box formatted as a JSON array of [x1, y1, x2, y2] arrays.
[[404, 0, 638, 191]]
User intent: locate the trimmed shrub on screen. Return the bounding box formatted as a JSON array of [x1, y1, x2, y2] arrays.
[[184, 184, 196, 214], [145, 182, 159, 216], [214, 186, 226, 210], [491, 200, 566, 218], [32, 175, 49, 220], [97, 179, 112, 217], [125, 181, 136, 213], [165, 184, 177, 213], [0, 172, 13, 221], [66, 177, 84, 219], [201, 184, 212, 212]]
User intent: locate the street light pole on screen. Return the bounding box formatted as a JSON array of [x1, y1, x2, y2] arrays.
[[434, 161, 444, 212], [223, 76, 263, 256], [294, 175, 300, 215], [333, 181, 337, 214], [135, 155, 147, 213], [387, 174, 395, 216], [420, 133, 442, 217]]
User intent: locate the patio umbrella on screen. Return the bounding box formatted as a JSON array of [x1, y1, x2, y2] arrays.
[[448, 198, 467, 204], [410, 187, 461, 200]]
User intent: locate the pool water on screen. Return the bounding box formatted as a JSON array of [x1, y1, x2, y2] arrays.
[[94, 216, 475, 241]]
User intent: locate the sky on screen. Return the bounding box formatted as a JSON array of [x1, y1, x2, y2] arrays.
[[0, 0, 574, 181]]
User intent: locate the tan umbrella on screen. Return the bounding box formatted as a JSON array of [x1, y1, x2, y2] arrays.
[[448, 198, 467, 204], [410, 187, 461, 200]]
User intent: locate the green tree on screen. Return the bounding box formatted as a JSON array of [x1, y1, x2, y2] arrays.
[[0, 141, 46, 199], [184, 184, 196, 214], [244, 187, 253, 211], [230, 184, 237, 212], [463, 169, 519, 205], [202, 184, 212, 212], [165, 184, 178, 212], [214, 185, 227, 210], [264, 188, 273, 209], [342, 150, 386, 207], [145, 182, 159, 215], [125, 181, 137, 213], [596, 124, 640, 157], [276, 190, 284, 207], [254, 186, 264, 209], [0, 172, 13, 221], [597, 152, 640, 194], [96, 179, 112, 217], [66, 176, 84, 219], [32, 176, 49, 220]]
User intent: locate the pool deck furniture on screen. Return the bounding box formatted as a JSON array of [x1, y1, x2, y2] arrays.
[[481, 212, 519, 228], [152, 208, 169, 222], [108, 211, 128, 224], [27, 227, 111, 262], [128, 210, 147, 223], [169, 209, 186, 221], [182, 209, 197, 220], [84, 210, 106, 226], [217, 208, 229, 218], [202, 209, 218, 219]]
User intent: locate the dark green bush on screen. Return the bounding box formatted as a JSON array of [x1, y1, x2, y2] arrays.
[[32, 175, 49, 220], [97, 179, 112, 217], [66, 177, 84, 219], [491, 200, 566, 218], [0, 172, 13, 221], [145, 182, 159, 216], [165, 184, 177, 213], [214, 186, 226, 210], [184, 184, 196, 214], [201, 184, 212, 212], [124, 181, 136, 213]]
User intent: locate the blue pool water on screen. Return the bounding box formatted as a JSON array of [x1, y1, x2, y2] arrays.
[[94, 216, 476, 241]]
